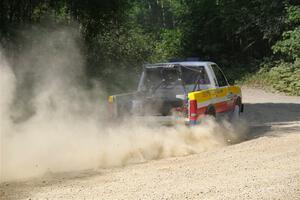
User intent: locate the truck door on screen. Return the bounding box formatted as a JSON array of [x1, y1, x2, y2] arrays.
[[211, 64, 232, 113]]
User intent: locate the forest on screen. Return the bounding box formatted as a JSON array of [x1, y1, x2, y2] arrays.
[[1, 0, 299, 95]]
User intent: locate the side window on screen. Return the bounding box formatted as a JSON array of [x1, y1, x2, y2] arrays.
[[211, 64, 228, 87], [181, 66, 210, 85]]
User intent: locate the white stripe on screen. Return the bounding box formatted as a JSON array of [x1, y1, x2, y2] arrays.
[[197, 94, 241, 108]]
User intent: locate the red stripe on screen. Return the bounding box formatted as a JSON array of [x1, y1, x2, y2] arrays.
[[214, 101, 228, 113]]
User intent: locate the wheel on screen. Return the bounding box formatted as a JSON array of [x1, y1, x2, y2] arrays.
[[206, 106, 216, 118]]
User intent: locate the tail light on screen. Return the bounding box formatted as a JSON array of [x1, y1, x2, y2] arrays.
[[189, 100, 198, 121]]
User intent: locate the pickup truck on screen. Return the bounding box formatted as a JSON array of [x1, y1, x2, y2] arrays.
[[108, 61, 243, 125]]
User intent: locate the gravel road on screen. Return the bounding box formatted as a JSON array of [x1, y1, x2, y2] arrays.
[[1, 88, 300, 200]]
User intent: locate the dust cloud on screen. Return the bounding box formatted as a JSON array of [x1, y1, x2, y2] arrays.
[[0, 28, 246, 182]]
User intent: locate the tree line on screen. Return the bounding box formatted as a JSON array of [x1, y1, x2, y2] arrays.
[[0, 0, 299, 94]]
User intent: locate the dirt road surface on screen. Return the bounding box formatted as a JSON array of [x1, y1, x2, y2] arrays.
[[1, 88, 300, 200]]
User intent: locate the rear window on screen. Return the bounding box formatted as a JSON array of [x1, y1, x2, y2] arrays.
[[143, 65, 210, 91], [145, 66, 209, 84]]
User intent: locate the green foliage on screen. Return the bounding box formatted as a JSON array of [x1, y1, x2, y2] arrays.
[[180, 0, 286, 62], [151, 28, 183, 61], [272, 5, 300, 60], [243, 59, 300, 95], [242, 4, 300, 96], [85, 23, 155, 92], [1, 0, 299, 94], [286, 5, 300, 24], [268, 60, 300, 95], [272, 27, 300, 59]]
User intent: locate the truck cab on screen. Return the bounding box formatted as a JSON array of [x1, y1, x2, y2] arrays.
[[108, 61, 243, 125]]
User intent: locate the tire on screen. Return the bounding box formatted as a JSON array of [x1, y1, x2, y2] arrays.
[[206, 106, 216, 118]]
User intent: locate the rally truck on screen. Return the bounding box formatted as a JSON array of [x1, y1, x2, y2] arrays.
[[108, 60, 243, 125]]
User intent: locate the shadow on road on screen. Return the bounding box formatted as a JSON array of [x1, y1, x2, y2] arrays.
[[242, 103, 300, 140]]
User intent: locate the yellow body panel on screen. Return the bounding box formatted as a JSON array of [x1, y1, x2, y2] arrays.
[[228, 85, 241, 95], [188, 86, 241, 103], [108, 95, 115, 103], [188, 88, 214, 102]]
